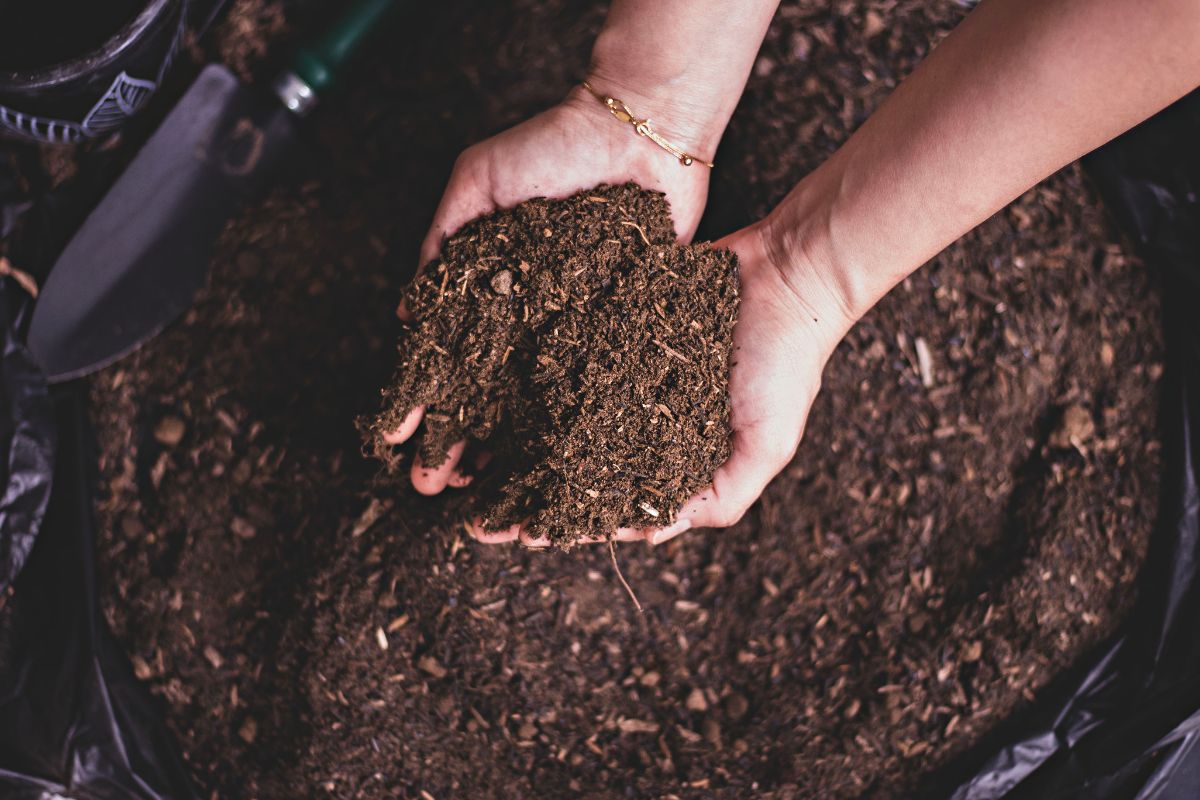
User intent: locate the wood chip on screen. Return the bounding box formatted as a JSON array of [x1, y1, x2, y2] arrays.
[[351, 497, 391, 537], [417, 656, 447, 678], [914, 337, 934, 387], [0, 256, 38, 297], [203, 645, 224, 669], [618, 718, 660, 734]]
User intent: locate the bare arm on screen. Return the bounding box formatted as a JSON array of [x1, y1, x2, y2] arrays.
[[771, 0, 1200, 329], [667, 0, 1200, 539], [581, 0, 781, 158]]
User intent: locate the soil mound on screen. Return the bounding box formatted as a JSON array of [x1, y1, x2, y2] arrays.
[[366, 184, 738, 545]]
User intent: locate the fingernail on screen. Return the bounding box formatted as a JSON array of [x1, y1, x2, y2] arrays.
[[650, 519, 692, 545]]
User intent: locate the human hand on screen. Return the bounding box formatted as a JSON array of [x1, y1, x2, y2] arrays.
[[386, 85, 718, 495], [466, 216, 858, 547], [639, 219, 856, 545]]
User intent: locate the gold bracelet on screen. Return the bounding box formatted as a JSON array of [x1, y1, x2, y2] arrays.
[[580, 81, 714, 168]]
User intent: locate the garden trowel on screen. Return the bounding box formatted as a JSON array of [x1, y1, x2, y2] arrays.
[[27, 0, 397, 382]]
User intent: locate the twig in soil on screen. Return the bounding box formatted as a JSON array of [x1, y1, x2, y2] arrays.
[[609, 539, 643, 613], [619, 220, 651, 247]]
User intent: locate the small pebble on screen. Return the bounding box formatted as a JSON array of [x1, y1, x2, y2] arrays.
[[154, 415, 186, 446], [490, 269, 513, 295]]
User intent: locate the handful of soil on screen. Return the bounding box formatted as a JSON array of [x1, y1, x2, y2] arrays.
[[365, 184, 738, 546]]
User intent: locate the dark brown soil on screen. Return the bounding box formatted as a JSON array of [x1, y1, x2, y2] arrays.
[[366, 184, 737, 544], [87, 1, 1162, 798]]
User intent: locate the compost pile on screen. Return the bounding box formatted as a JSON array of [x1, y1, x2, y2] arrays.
[[366, 184, 737, 544], [83, 0, 1163, 798]]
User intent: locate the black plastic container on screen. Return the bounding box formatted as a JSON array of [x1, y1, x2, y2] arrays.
[[0, 0, 185, 144]]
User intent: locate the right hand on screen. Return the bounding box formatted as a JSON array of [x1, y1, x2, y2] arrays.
[[386, 86, 716, 501]]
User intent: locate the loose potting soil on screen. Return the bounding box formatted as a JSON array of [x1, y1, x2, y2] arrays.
[[81, 0, 1163, 797], [366, 184, 738, 544]]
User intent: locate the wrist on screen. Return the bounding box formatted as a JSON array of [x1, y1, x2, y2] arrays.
[[762, 157, 909, 327], [580, 33, 734, 159]]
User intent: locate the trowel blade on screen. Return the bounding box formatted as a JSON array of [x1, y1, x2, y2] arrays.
[[28, 63, 295, 383]]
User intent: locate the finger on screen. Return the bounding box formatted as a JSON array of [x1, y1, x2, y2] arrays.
[[645, 517, 694, 546], [674, 426, 796, 531], [383, 406, 424, 445], [469, 520, 520, 544], [396, 297, 414, 322], [411, 440, 467, 496]]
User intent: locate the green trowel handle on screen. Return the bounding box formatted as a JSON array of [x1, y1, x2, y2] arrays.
[[291, 0, 397, 96]]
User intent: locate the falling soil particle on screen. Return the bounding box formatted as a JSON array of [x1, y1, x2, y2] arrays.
[[366, 184, 738, 545]]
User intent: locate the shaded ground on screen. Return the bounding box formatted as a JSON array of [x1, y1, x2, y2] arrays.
[[89, 1, 1162, 797]]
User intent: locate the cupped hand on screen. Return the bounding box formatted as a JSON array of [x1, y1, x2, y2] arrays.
[[465, 217, 857, 548], [642, 220, 854, 545], [386, 88, 713, 497]]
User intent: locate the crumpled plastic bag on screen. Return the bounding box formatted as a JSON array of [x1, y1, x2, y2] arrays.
[[0, 388, 198, 800], [0, 140, 198, 800], [939, 89, 1200, 800], [0, 159, 53, 593]]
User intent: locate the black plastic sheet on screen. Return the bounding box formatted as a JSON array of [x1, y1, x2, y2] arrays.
[[0, 388, 197, 800], [0, 158, 53, 594], [0, 60, 204, 800], [942, 90, 1200, 800], [0, 153, 198, 797]]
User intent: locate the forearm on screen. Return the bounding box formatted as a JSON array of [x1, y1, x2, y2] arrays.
[[771, 0, 1200, 325], [580, 0, 781, 156]]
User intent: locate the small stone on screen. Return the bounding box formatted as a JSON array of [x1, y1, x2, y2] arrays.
[[130, 654, 154, 681], [154, 416, 186, 446], [1050, 404, 1095, 450], [963, 640, 983, 662], [639, 671, 661, 688], [685, 688, 708, 712], [238, 717, 258, 744], [490, 269, 513, 295], [375, 626, 389, 651], [517, 721, 538, 740]]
